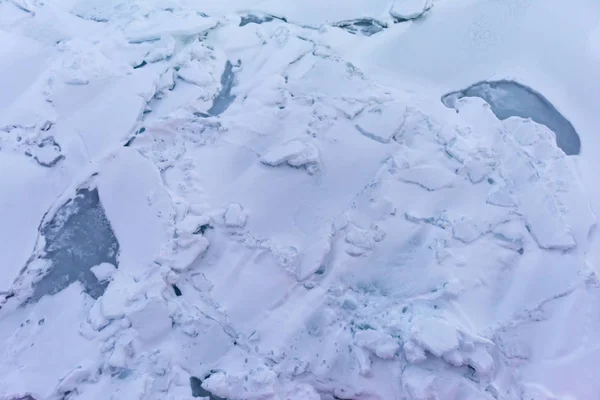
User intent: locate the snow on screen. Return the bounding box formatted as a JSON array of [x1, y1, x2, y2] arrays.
[[128, 297, 172, 343], [91, 263, 117, 282], [96, 148, 173, 274], [390, 0, 433, 21], [260, 140, 320, 172], [354, 329, 400, 360], [223, 203, 247, 228], [1, 0, 600, 399], [0, 154, 58, 291]]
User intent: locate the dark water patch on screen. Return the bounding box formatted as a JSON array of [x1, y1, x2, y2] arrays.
[[207, 61, 236, 116], [173, 284, 182, 296], [124, 127, 145, 147], [391, 14, 426, 23], [333, 18, 387, 36], [192, 222, 212, 235], [190, 376, 227, 399], [133, 60, 147, 69], [74, 13, 109, 23], [124, 137, 136, 147], [239, 13, 286, 26], [442, 80, 581, 155], [26, 188, 119, 303], [240, 14, 273, 26]]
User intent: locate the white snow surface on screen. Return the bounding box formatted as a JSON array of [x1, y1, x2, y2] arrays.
[[1, 0, 600, 399]]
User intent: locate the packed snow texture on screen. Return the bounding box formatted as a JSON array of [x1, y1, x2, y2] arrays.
[[1, 0, 600, 399]]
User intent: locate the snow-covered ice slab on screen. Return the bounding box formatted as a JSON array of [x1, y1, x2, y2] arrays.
[[442, 80, 581, 155], [239, 13, 285, 27], [390, 0, 433, 21]]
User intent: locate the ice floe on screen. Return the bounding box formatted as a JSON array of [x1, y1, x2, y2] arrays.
[[1, 0, 600, 399]]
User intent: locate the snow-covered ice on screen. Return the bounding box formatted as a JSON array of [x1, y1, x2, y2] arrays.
[[390, 0, 433, 22], [1, 0, 600, 399]]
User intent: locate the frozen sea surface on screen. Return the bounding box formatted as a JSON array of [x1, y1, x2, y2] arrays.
[[442, 80, 582, 155], [1, 0, 600, 399], [27, 188, 119, 303]]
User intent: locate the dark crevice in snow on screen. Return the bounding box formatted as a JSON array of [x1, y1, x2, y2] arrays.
[[33, 154, 64, 168], [390, 13, 427, 23], [24, 136, 64, 168], [193, 222, 212, 235], [133, 60, 147, 69], [26, 187, 119, 303], [73, 13, 109, 23], [193, 111, 212, 119], [442, 80, 581, 156], [207, 61, 237, 116], [9, 1, 34, 14], [173, 284, 182, 296], [332, 18, 388, 36], [190, 376, 227, 400]]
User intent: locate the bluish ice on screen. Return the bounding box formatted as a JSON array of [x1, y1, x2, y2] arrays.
[[26, 188, 119, 303], [208, 61, 236, 116], [190, 376, 227, 400], [442, 80, 581, 155]]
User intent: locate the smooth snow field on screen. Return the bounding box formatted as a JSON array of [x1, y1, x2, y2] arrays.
[[0, 0, 599, 399]]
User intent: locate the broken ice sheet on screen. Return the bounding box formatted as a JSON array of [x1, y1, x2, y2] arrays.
[[332, 19, 387, 36], [26, 187, 119, 303], [399, 165, 456, 191], [354, 102, 406, 143], [124, 12, 218, 43], [442, 80, 581, 155], [1, 2, 598, 399]]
